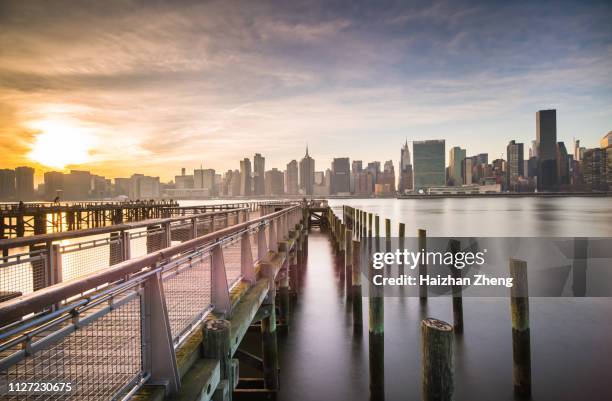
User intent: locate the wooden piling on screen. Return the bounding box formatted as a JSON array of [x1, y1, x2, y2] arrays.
[[369, 214, 385, 399], [352, 239, 362, 332], [509, 259, 531, 397], [278, 242, 290, 329], [398, 223, 405, 274], [421, 318, 454, 401], [261, 263, 279, 390], [369, 215, 383, 335], [418, 229, 427, 301], [345, 228, 353, 300], [202, 319, 233, 388], [368, 213, 372, 237], [449, 239, 463, 333]]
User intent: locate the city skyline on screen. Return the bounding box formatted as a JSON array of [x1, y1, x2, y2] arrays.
[[1, 1, 611, 181]]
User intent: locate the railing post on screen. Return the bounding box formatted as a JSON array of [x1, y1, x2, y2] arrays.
[[163, 222, 171, 247], [121, 230, 131, 261], [211, 215, 217, 232], [258, 225, 268, 261], [142, 271, 181, 394], [269, 219, 278, 253], [241, 231, 255, 284], [47, 243, 63, 286], [211, 244, 232, 317]]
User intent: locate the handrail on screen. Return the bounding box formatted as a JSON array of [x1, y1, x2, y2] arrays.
[[0, 207, 249, 249], [0, 204, 300, 323]]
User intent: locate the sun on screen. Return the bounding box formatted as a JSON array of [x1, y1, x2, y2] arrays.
[[27, 119, 95, 169]]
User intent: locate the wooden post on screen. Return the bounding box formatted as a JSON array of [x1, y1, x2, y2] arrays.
[[385, 218, 391, 255], [369, 214, 383, 335], [352, 240, 362, 332], [398, 223, 405, 275], [421, 318, 454, 401], [449, 239, 463, 333], [345, 228, 353, 300], [203, 319, 233, 389], [418, 229, 427, 301], [261, 263, 279, 390], [509, 259, 531, 397], [367, 213, 372, 237]]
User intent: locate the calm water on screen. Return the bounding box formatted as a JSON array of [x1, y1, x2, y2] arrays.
[[271, 197, 612, 401]]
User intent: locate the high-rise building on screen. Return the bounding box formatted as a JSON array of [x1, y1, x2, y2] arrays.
[[44, 171, 65, 199], [114, 178, 130, 197], [582, 148, 607, 191], [286, 160, 299, 195], [265, 168, 284, 196], [15, 166, 35, 200], [398, 140, 414, 193], [0, 169, 16, 200], [463, 158, 473, 185], [299, 147, 315, 195], [448, 146, 466, 186], [601, 131, 612, 148], [351, 160, 363, 194], [129, 174, 160, 199], [253, 153, 265, 196], [331, 157, 350, 194], [194, 168, 216, 195], [413, 140, 445, 190], [63, 170, 91, 200], [506, 140, 524, 182], [240, 158, 252, 196], [536, 109, 558, 191], [556, 142, 570, 186], [375, 160, 396, 194], [366, 161, 381, 192]]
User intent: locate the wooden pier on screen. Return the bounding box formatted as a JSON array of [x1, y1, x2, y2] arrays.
[[0, 201, 262, 239]]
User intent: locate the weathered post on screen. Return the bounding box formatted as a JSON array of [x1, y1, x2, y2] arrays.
[[418, 229, 427, 301], [202, 319, 233, 390], [369, 215, 385, 401], [345, 228, 353, 300], [509, 259, 531, 397], [398, 223, 405, 275], [449, 239, 463, 333], [368, 213, 373, 238], [421, 318, 454, 401], [352, 239, 362, 332]]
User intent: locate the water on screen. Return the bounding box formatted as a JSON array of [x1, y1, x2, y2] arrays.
[[274, 197, 612, 401]]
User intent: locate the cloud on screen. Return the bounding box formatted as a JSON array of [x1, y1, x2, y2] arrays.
[[0, 0, 610, 180]]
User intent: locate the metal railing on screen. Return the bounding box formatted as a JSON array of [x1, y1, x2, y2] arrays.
[[0, 208, 252, 302], [0, 203, 303, 400]]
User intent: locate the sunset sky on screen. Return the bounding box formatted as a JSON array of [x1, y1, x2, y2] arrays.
[[1, 0, 611, 182]]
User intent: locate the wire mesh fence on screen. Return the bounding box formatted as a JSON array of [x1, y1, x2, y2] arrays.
[[169, 221, 192, 244], [0, 250, 47, 300], [161, 253, 213, 346], [222, 240, 242, 288], [60, 236, 122, 283], [0, 285, 143, 401]]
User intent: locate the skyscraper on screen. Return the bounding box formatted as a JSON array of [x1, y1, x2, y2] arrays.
[[240, 158, 252, 196], [44, 171, 65, 199], [536, 109, 558, 191], [0, 169, 16, 201], [299, 147, 315, 195], [556, 142, 570, 186], [286, 160, 299, 195], [506, 140, 524, 181], [253, 153, 265, 196], [15, 166, 35, 200], [331, 157, 350, 194], [448, 146, 466, 186], [265, 168, 284, 196], [398, 140, 414, 193], [413, 140, 445, 190]]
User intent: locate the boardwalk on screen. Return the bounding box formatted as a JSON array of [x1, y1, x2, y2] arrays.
[[0, 201, 308, 401]]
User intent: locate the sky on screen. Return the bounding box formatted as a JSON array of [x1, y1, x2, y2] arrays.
[[0, 0, 611, 182]]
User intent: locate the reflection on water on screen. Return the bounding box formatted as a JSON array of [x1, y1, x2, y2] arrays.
[[277, 198, 612, 401]]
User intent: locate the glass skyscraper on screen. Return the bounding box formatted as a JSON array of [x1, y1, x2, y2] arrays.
[[413, 140, 445, 190]]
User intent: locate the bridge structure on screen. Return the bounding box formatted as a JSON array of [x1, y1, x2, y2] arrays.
[[0, 200, 314, 401], [0, 201, 262, 239]]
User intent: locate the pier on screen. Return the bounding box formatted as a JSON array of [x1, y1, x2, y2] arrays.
[[0, 200, 540, 400], [0, 200, 262, 239]]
